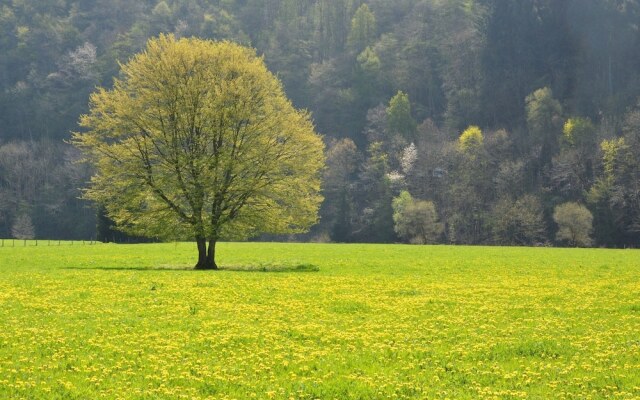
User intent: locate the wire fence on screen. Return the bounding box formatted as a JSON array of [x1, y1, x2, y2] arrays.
[[0, 239, 101, 247]]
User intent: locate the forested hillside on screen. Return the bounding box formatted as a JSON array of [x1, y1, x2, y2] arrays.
[[1, 0, 639, 246]]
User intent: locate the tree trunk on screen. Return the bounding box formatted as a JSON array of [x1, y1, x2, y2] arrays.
[[194, 237, 218, 270], [207, 239, 218, 270]]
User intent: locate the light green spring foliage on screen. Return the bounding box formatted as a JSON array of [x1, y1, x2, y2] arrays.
[[387, 91, 417, 140], [392, 191, 443, 244], [392, 190, 413, 240], [1, 243, 639, 398], [588, 137, 628, 205], [601, 137, 628, 180], [356, 46, 380, 74], [562, 117, 596, 148], [525, 87, 563, 137], [347, 3, 377, 52], [392, 190, 413, 219], [458, 125, 484, 151], [587, 137, 637, 211], [73, 35, 324, 242], [553, 202, 594, 247]]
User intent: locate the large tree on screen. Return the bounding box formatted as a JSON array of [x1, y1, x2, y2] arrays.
[[73, 35, 324, 269]]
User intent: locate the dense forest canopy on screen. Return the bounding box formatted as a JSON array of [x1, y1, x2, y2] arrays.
[[1, 0, 639, 246]]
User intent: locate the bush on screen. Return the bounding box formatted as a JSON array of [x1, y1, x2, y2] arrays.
[[393, 191, 443, 244], [553, 202, 593, 247]]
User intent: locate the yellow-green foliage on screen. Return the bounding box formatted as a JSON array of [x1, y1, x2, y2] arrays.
[[563, 117, 595, 147], [387, 91, 417, 139], [458, 125, 483, 151], [73, 34, 324, 242], [587, 137, 630, 206], [601, 137, 627, 179], [347, 4, 376, 52], [392, 191, 442, 244], [525, 87, 562, 137], [1, 243, 639, 399]]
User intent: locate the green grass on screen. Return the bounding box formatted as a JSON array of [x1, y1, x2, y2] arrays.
[[0, 242, 639, 399]]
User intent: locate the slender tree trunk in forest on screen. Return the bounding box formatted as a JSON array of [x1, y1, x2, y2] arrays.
[[195, 237, 217, 270]]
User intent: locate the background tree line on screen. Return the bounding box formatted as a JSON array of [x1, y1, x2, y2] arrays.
[[0, 0, 639, 246]]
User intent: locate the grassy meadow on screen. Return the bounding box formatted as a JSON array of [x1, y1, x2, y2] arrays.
[[0, 242, 639, 399]]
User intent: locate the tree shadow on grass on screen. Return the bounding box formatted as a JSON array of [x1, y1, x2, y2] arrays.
[[63, 266, 193, 272], [62, 264, 319, 273], [221, 263, 319, 273]]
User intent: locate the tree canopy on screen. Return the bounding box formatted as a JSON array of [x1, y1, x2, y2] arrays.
[[73, 35, 324, 268], [553, 202, 594, 247]]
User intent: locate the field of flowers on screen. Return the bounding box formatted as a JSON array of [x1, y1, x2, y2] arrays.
[[0, 242, 639, 399]]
